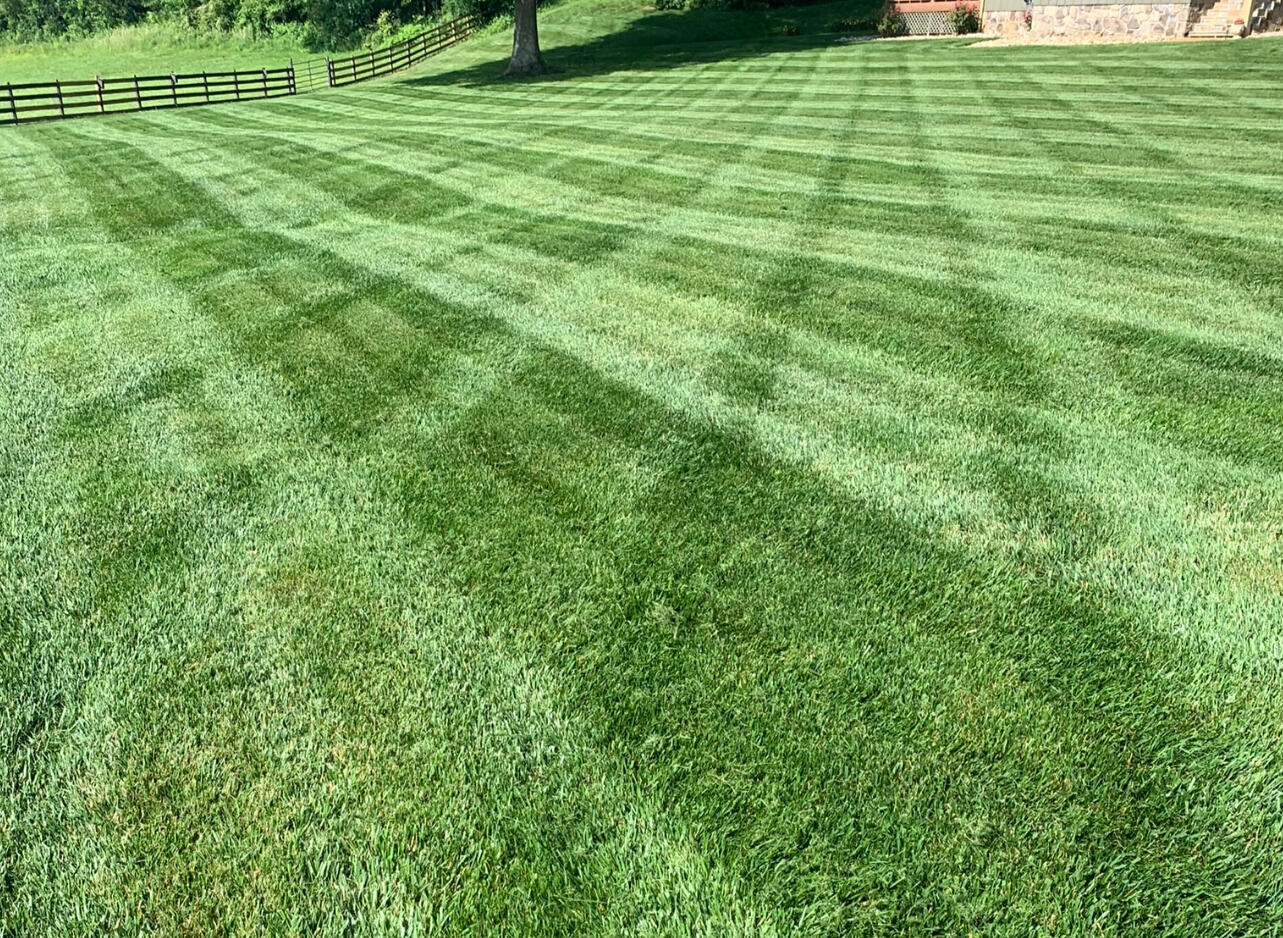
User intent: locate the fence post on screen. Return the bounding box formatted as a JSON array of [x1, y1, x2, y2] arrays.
[[133, 75, 141, 110], [326, 59, 334, 88], [203, 71, 210, 103], [55, 80, 65, 118], [261, 68, 268, 97], [170, 73, 177, 107], [288, 61, 296, 95], [234, 71, 241, 100], [4, 84, 15, 124], [96, 76, 104, 113]]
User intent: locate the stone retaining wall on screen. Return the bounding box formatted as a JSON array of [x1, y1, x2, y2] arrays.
[[983, 2, 1190, 37], [1255, 0, 1283, 31]]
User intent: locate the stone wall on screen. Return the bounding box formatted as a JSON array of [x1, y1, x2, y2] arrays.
[[983, 9, 1031, 33], [1254, 0, 1283, 31], [983, 2, 1191, 37]]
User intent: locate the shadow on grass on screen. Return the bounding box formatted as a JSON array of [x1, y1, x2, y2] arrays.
[[404, 3, 881, 87], [23, 127, 1281, 932]]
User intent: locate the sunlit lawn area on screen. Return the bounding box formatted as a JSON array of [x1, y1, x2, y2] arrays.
[[3, 3, 1282, 934]]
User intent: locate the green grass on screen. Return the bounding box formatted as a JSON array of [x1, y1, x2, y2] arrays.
[[0, 20, 344, 85], [3, 2, 1283, 935]]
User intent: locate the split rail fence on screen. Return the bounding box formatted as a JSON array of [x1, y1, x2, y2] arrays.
[[327, 13, 480, 87], [3, 12, 480, 126]]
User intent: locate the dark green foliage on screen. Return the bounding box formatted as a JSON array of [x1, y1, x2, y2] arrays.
[[829, 13, 873, 30], [0, 0, 143, 38], [875, 1, 902, 34], [0, 0, 435, 48]]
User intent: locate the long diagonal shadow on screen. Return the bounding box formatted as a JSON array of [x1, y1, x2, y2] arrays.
[[402, 4, 889, 87]]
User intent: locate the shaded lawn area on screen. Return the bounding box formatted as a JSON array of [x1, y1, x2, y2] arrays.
[[2, 2, 1282, 935]]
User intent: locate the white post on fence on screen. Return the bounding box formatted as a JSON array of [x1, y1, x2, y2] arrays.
[[170, 73, 177, 107], [262, 68, 268, 97], [4, 84, 15, 124]]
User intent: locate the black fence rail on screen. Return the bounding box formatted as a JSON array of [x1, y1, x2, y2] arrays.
[[4, 66, 295, 125], [2, 13, 481, 127], [326, 13, 480, 88]]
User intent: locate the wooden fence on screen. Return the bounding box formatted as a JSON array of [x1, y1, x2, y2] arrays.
[[326, 13, 480, 88], [4, 67, 296, 125], [1, 13, 481, 127]]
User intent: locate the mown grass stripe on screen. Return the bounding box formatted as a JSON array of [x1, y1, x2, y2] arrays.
[[5, 4, 1283, 934]]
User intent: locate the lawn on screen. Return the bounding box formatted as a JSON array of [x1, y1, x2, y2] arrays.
[[2, 2, 1282, 934], [0, 20, 351, 85]]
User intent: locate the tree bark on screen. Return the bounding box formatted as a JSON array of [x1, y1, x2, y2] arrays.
[[505, 0, 547, 76]]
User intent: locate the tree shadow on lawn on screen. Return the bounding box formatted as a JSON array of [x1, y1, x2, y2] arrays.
[[402, 4, 890, 87], [30, 127, 1283, 932]]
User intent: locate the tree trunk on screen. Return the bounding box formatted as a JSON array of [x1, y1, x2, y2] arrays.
[[505, 0, 546, 76]]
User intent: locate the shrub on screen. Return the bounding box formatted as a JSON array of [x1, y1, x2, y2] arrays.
[[653, 0, 686, 10], [875, 4, 904, 36], [946, 0, 979, 33], [830, 15, 874, 32], [366, 7, 397, 44]]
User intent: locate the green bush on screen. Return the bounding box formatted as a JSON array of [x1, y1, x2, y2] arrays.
[[653, 0, 686, 10], [875, 4, 904, 35], [829, 15, 874, 32], [946, 0, 979, 32], [0, 0, 442, 48], [0, 0, 144, 39]]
